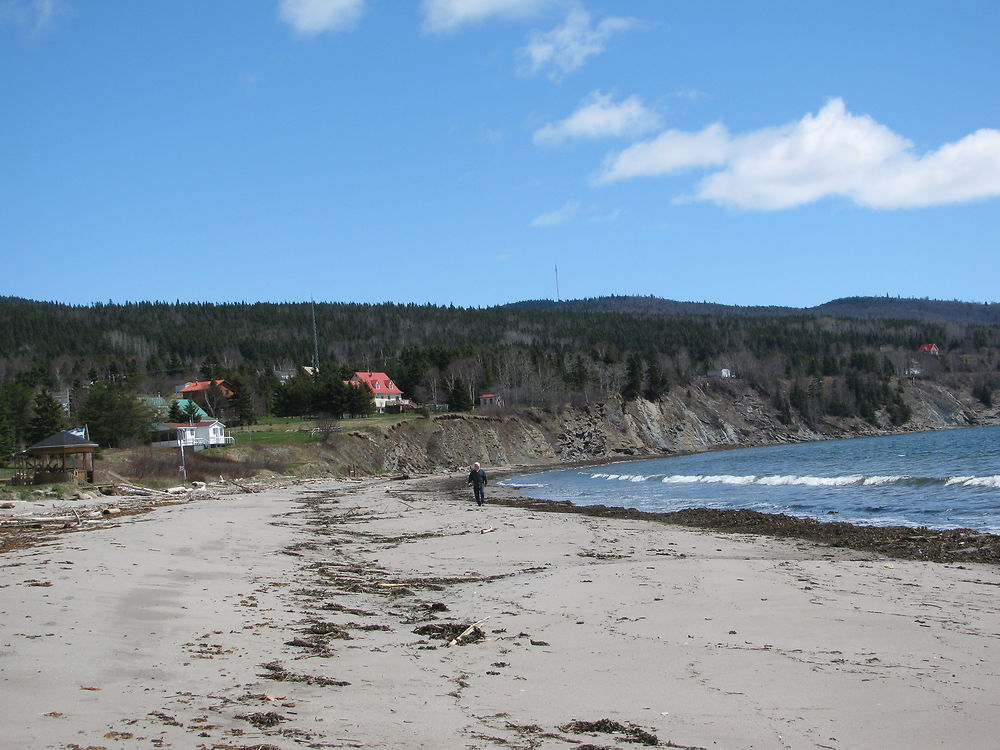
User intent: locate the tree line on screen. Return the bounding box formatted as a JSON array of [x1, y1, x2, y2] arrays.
[[1, 296, 998, 452]]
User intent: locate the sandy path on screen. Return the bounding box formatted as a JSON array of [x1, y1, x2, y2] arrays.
[[2, 475, 999, 749]]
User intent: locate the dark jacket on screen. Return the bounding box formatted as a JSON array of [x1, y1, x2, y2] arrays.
[[467, 468, 487, 488]]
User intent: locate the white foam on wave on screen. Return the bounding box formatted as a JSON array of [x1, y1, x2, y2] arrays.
[[658, 473, 876, 487], [862, 475, 909, 486], [591, 473, 652, 482], [949, 475, 1000, 488]]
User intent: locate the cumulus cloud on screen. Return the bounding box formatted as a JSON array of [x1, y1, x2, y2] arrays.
[[279, 0, 364, 35], [530, 200, 580, 227], [596, 123, 730, 182], [534, 91, 662, 146], [519, 6, 636, 81], [422, 0, 556, 34], [597, 98, 1000, 210]]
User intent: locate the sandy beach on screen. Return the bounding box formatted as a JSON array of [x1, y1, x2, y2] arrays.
[[2, 474, 999, 749]]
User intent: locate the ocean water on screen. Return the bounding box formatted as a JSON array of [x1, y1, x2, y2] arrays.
[[500, 425, 1000, 534]]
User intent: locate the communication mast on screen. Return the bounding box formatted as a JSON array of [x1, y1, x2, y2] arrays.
[[311, 297, 319, 370]]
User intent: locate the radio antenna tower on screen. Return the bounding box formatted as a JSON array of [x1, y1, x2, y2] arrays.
[[311, 297, 319, 370], [555, 264, 560, 302]]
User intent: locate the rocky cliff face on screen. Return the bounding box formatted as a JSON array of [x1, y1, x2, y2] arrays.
[[371, 377, 998, 473]]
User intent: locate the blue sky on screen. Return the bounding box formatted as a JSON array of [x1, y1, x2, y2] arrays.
[[2, 0, 998, 308]]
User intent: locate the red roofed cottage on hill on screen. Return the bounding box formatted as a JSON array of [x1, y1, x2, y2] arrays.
[[349, 371, 404, 413]]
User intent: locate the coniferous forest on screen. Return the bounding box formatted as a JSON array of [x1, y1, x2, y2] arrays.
[[1, 295, 998, 450]]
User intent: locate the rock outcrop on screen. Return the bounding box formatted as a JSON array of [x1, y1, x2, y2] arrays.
[[360, 376, 999, 473]]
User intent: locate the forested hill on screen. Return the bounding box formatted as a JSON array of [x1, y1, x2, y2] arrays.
[[507, 295, 1000, 325], [3, 295, 995, 374], [1, 295, 998, 448]]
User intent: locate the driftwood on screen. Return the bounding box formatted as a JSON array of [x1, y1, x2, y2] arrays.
[[447, 616, 491, 647], [115, 483, 171, 497]]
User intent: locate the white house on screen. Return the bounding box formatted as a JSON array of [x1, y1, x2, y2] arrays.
[[707, 368, 732, 378], [349, 371, 406, 412], [151, 420, 234, 450]]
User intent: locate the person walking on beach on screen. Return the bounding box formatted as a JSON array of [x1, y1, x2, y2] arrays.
[[467, 462, 487, 506]]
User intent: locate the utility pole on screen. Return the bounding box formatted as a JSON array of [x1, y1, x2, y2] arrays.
[[178, 441, 187, 482]]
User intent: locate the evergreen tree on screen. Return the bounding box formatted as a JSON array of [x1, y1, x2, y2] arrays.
[[0, 413, 15, 466], [26, 390, 66, 445], [78, 382, 156, 448], [227, 377, 257, 425], [167, 400, 185, 422], [200, 353, 222, 380], [182, 400, 203, 422], [621, 353, 644, 401], [346, 380, 375, 416], [972, 376, 994, 407], [774, 390, 793, 426], [448, 378, 473, 412], [643, 351, 669, 401], [0, 382, 34, 448], [274, 372, 315, 417]]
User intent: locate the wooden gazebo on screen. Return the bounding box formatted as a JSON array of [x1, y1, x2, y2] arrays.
[[14, 430, 98, 485]]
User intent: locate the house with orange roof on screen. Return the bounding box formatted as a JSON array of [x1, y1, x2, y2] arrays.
[[176, 379, 235, 412]]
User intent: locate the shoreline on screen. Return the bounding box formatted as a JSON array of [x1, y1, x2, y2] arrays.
[[4, 464, 1000, 564], [438, 468, 1000, 565], [2, 473, 999, 748]]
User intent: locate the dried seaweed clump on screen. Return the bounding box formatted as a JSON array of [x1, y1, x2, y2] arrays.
[[561, 718, 659, 746], [236, 711, 288, 729]]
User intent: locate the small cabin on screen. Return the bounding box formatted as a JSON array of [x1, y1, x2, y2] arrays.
[[150, 420, 233, 450], [478, 393, 504, 407], [918, 344, 940, 355], [707, 369, 732, 378]]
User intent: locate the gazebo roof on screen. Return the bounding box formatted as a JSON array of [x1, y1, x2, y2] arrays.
[[25, 430, 98, 455]]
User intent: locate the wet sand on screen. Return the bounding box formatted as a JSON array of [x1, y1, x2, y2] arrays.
[[2, 474, 999, 749]]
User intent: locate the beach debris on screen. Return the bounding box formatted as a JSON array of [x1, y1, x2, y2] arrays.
[[412, 618, 489, 646], [305, 621, 352, 638], [258, 660, 350, 687], [448, 616, 491, 646], [147, 711, 183, 726], [560, 718, 660, 747], [480, 526, 496, 534], [236, 711, 288, 729], [530, 639, 550, 647]]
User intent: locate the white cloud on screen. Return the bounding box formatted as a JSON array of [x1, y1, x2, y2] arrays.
[[530, 200, 580, 227], [597, 123, 730, 182], [519, 7, 636, 81], [422, 0, 556, 34], [279, 0, 364, 35], [0, 0, 60, 32], [534, 91, 662, 146], [597, 98, 1000, 210]]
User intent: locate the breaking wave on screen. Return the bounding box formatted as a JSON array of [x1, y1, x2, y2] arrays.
[[588, 472, 1000, 490]]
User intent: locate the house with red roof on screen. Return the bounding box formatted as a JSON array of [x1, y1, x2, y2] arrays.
[[918, 344, 940, 355], [349, 371, 404, 412]]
